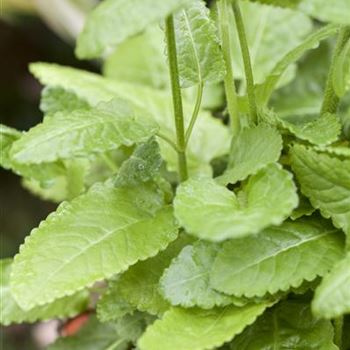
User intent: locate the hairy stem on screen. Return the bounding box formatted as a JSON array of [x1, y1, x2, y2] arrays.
[[185, 82, 204, 146], [232, 0, 257, 123], [321, 26, 350, 115], [165, 15, 188, 182], [218, 0, 240, 135], [334, 316, 344, 349]]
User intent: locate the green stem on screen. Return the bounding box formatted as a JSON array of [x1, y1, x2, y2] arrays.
[[321, 27, 350, 115], [165, 15, 188, 182], [218, 0, 240, 135], [185, 82, 204, 145], [334, 316, 344, 349], [156, 132, 180, 153], [105, 339, 126, 350], [232, 0, 257, 123], [102, 154, 118, 172]]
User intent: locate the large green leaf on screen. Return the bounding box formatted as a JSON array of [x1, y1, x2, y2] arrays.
[[290, 144, 350, 236], [230, 300, 338, 350], [30, 63, 230, 175], [76, 0, 192, 59], [0, 259, 88, 326], [174, 163, 298, 241], [10, 183, 178, 310], [174, 0, 225, 87], [210, 218, 344, 298], [312, 253, 350, 319], [217, 125, 282, 185], [138, 303, 270, 350], [10, 99, 158, 164]]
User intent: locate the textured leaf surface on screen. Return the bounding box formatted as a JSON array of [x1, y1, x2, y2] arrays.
[[210, 218, 344, 298], [230, 301, 338, 350], [11, 183, 178, 310], [76, 0, 192, 58], [10, 99, 158, 164], [313, 253, 350, 319], [138, 304, 269, 350], [175, 164, 297, 241], [174, 0, 225, 87], [217, 125, 282, 185], [0, 259, 88, 326], [0, 124, 21, 169], [291, 145, 350, 236], [333, 39, 350, 97]]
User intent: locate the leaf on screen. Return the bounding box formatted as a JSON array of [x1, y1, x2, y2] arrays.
[[290, 194, 315, 220], [76, 0, 192, 59], [0, 259, 88, 326], [174, 163, 298, 241], [30, 63, 230, 176], [312, 253, 350, 319], [174, 0, 225, 87], [230, 300, 338, 350], [115, 138, 163, 188], [242, 0, 300, 8], [117, 234, 193, 315], [160, 241, 249, 309], [138, 303, 270, 350], [0, 124, 21, 169], [10, 99, 158, 164], [333, 39, 350, 97], [256, 24, 340, 106], [290, 144, 350, 236], [209, 217, 344, 298], [10, 182, 179, 310], [216, 125, 282, 185]]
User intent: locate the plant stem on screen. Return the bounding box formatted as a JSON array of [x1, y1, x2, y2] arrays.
[[165, 15, 188, 182], [185, 82, 204, 145], [232, 0, 257, 124], [217, 0, 240, 135], [321, 27, 350, 115], [156, 132, 180, 153], [102, 153, 118, 172], [105, 339, 126, 350], [334, 316, 344, 349]]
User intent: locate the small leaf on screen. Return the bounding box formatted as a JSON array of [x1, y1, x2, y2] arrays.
[[0, 124, 21, 169], [174, 0, 225, 87], [210, 218, 344, 298], [230, 300, 338, 350], [216, 125, 282, 185], [290, 144, 350, 236], [138, 304, 270, 350], [312, 253, 350, 319], [175, 163, 298, 241], [10, 183, 178, 310], [76, 0, 193, 59], [0, 259, 88, 326]]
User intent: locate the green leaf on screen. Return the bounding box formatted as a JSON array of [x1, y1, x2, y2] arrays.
[[117, 234, 193, 315], [10, 99, 158, 164], [312, 253, 350, 319], [138, 303, 270, 350], [230, 300, 338, 350], [174, 163, 298, 241], [160, 241, 249, 309], [210, 218, 344, 298], [256, 24, 340, 106], [115, 138, 163, 188], [290, 144, 350, 236], [0, 124, 21, 169], [290, 194, 316, 220], [174, 0, 225, 87], [333, 39, 350, 97], [242, 0, 300, 8], [216, 125, 282, 185], [10, 182, 178, 310], [76, 0, 192, 59], [0, 259, 88, 326]]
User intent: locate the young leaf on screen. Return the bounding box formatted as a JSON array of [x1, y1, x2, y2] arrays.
[[117, 234, 193, 315], [333, 39, 350, 97], [174, 163, 298, 241], [138, 304, 270, 350], [290, 145, 350, 237], [210, 218, 344, 298], [0, 259, 88, 326], [312, 253, 350, 319], [0, 124, 21, 169], [216, 125, 283, 185], [160, 241, 249, 309], [76, 0, 193, 59], [10, 99, 158, 164], [174, 0, 225, 87], [10, 183, 179, 310], [230, 300, 338, 350]]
